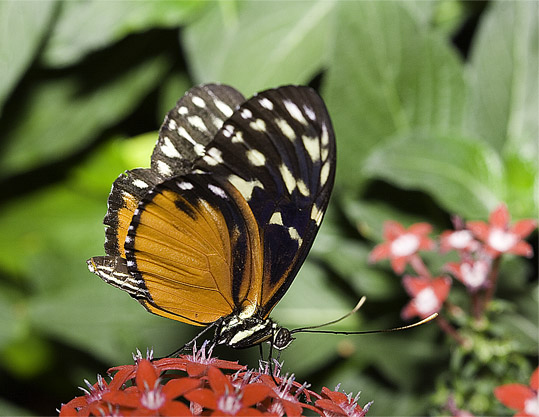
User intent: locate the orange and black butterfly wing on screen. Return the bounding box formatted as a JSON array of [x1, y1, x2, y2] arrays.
[[192, 86, 336, 317], [102, 84, 245, 258], [89, 84, 246, 318]]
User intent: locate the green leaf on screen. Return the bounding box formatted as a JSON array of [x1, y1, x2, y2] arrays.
[[0, 55, 169, 179], [466, 1, 538, 161], [0, 1, 56, 115], [363, 132, 504, 219], [324, 1, 466, 190], [183, 1, 335, 96], [44, 1, 205, 67]]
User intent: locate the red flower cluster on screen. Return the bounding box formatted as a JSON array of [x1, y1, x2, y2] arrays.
[[369, 204, 536, 320], [59, 343, 372, 416]]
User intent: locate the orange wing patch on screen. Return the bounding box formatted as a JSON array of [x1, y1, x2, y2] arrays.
[[125, 177, 264, 325]]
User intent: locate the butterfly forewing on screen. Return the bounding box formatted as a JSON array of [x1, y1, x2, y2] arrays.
[[194, 86, 336, 317]]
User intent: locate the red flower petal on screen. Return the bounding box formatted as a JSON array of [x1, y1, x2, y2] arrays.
[[510, 241, 534, 258], [467, 221, 489, 241], [160, 400, 193, 416], [241, 384, 273, 406], [136, 359, 159, 391], [162, 377, 201, 399], [185, 388, 218, 410], [103, 389, 140, 408], [59, 403, 79, 417], [489, 204, 510, 228], [402, 275, 429, 296], [390, 256, 408, 274], [369, 242, 391, 262], [207, 366, 233, 396], [432, 276, 451, 302], [512, 219, 538, 238], [401, 301, 419, 320], [383, 221, 406, 240], [408, 222, 432, 235], [494, 384, 532, 409]]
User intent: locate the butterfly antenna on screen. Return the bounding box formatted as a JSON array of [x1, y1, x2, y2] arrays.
[[290, 296, 367, 333], [291, 313, 438, 336]]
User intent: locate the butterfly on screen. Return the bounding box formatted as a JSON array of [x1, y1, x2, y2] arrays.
[[87, 84, 336, 351]]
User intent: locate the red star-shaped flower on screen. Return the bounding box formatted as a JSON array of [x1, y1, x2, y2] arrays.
[[184, 366, 273, 416], [444, 259, 490, 292], [495, 366, 539, 417], [440, 229, 479, 253], [467, 204, 536, 258], [103, 359, 199, 416], [401, 275, 451, 320], [369, 221, 435, 274], [315, 386, 372, 417]]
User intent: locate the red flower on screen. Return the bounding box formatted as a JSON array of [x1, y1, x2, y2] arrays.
[[315, 386, 372, 417], [440, 229, 479, 253], [495, 366, 539, 417], [369, 221, 435, 274], [184, 366, 272, 416], [401, 275, 451, 320], [467, 204, 536, 258], [59, 374, 117, 416], [445, 259, 490, 292], [104, 359, 198, 416]]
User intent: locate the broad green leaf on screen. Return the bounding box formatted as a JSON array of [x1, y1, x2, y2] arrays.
[[466, 1, 538, 161], [44, 1, 204, 67], [0, 1, 56, 115], [503, 151, 537, 219], [324, 1, 466, 190], [363, 132, 504, 219], [183, 1, 335, 96], [0, 55, 169, 179]]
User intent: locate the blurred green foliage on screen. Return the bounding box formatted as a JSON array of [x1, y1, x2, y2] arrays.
[[0, 1, 536, 416]]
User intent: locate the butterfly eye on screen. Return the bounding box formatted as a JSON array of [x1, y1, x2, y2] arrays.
[[272, 327, 294, 351]]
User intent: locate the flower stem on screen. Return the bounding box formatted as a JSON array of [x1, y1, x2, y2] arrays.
[[436, 315, 467, 347], [410, 254, 431, 278], [477, 256, 501, 317]]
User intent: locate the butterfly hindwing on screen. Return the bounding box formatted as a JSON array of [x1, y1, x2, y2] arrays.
[[123, 174, 263, 325]]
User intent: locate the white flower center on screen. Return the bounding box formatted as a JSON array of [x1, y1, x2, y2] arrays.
[[414, 288, 439, 315], [448, 230, 474, 249], [524, 395, 539, 416], [488, 228, 517, 252], [140, 388, 165, 410], [460, 261, 489, 288], [391, 233, 420, 257], [218, 394, 242, 415]]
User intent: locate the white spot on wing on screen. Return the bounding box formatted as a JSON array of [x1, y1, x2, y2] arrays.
[[232, 131, 244, 144], [311, 204, 323, 226], [304, 105, 316, 121], [297, 179, 309, 196], [246, 149, 266, 166], [269, 211, 283, 225], [320, 161, 331, 185], [249, 118, 266, 132], [178, 106, 188, 115], [214, 99, 233, 117], [132, 179, 149, 189], [157, 160, 172, 176], [208, 184, 227, 199], [203, 147, 223, 166], [288, 226, 303, 246], [259, 98, 274, 110], [168, 119, 177, 130], [302, 135, 320, 162], [192, 96, 206, 108], [228, 174, 263, 200], [161, 137, 181, 158], [241, 108, 252, 119], [177, 181, 193, 190], [279, 163, 296, 194], [284, 100, 308, 125], [275, 118, 296, 140], [188, 115, 208, 132]]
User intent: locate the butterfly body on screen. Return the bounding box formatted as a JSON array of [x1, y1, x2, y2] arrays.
[[88, 84, 335, 350]]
